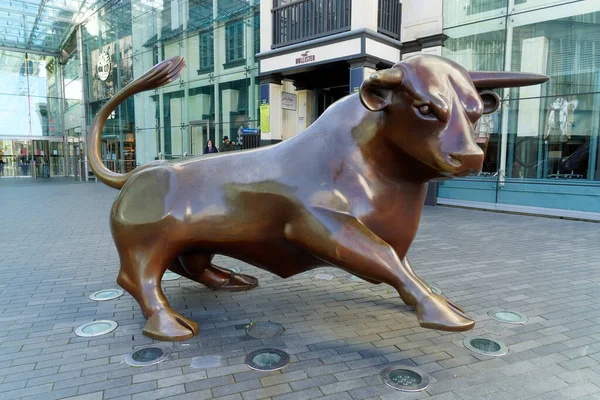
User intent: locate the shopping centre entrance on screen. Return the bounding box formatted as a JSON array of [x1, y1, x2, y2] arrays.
[[0, 137, 86, 180]]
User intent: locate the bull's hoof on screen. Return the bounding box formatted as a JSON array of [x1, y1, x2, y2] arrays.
[[415, 293, 474, 332], [199, 265, 259, 292], [142, 308, 199, 341]]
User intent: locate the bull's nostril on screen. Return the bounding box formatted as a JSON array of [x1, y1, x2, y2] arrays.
[[447, 154, 462, 167]]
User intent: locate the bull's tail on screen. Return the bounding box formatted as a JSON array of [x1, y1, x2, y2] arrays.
[[87, 56, 186, 190]]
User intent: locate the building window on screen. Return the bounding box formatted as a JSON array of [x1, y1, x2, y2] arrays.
[[254, 13, 260, 56], [199, 32, 214, 73], [226, 21, 244, 64], [466, 0, 506, 16]]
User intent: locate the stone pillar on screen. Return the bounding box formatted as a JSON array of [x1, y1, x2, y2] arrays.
[[294, 81, 315, 134], [259, 75, 283, 146]]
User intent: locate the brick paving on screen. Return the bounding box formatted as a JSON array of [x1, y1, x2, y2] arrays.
[[1, 178, 600, 399]]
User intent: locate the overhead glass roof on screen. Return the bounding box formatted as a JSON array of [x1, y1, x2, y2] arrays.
[[0, 0, 103, 54]]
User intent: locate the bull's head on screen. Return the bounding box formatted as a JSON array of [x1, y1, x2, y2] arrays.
[[359, 55, 549, 178]]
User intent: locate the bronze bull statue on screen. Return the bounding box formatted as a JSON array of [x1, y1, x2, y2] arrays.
[[87, 55, 548, 341]]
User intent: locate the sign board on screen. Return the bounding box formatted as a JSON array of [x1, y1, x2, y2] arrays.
[[260, 104, 270, 132], [295, 50, 316, 65], [241, 128, 260, 135], [97, 52, 111, 81], [282, 92, 297, 111]]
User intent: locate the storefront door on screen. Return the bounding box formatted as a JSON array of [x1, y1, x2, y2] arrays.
[[189, 120, 210, 156], [0, 137, 65, 178]]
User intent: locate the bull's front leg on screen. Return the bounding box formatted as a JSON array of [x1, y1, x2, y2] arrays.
[[284, 208, 474, 332], [402, 256, 465, 314]]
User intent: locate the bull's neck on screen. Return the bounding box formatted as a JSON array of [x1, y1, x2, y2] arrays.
[[287, 94, 435, 187]]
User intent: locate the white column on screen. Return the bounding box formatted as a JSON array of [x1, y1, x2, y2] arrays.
[[221, 89, 240, 143], [516, 37, 549, 137], [270, 84, 282, 141], [351, 0, 378, 31], [401, 0, 443, 42], [260, 81, 282, 143], [296, 89, 315, 134], [182, 0, 190, 154], [260, 0, 273, 53], [499, 23, 514, 185]]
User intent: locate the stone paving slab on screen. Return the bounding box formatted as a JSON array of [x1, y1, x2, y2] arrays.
[[1, 178, 599, 399]]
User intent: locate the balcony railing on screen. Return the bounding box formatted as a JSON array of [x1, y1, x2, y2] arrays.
[[377, 0, 401, 41], [271, 0, 401, 49], [272, 0, 352, 49]]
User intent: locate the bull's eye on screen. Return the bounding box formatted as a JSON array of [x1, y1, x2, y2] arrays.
[[418, 105, 431, 115]]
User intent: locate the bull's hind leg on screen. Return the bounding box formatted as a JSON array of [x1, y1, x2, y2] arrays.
[[284, 208, 474, 332], [115, 241, 199, 341], [169, 253, 258, 291]]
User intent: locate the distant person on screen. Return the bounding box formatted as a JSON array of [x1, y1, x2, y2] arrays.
[[0, 156, 4, 176], [221, 136, 235, 152], [203, 140, 219, 154], [42, 156, 50, 177]]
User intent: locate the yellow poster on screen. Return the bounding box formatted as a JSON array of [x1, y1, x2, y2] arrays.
[[260, 104, 270, 133]]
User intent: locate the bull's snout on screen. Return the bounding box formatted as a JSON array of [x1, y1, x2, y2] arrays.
[[446, 149, 484, 176]]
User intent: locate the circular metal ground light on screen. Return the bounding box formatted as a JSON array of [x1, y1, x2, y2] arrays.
[[89, 288, 124, 301], [488, 310, 527, 324], [245, 348, 290, 371], [227, 267, 241, 273], [430, 285, 442, 295], [74, 320, 118, 337], [246, 322, 285, 339], [124, 345, 172, 367], [381, 366, 431, 392], [162, 271, 181, 281], [463, 336, 508, 357]]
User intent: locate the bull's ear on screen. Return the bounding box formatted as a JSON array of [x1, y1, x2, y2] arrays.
[[478, 90, 500, 114], [469, 71, 549, 89], [359, 68, 404, 111]]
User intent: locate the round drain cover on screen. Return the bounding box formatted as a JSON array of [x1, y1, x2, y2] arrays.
[[245, 348, 289, 371], [488, 310, 527, 324], [75, 320, 118, 337], [463, 336, 508, 357], [162, 271, 181, 281], [89, 289, 124, 301], [124, 345, 172, 367], [246, 322, 285, 339], [430, 286, 442, 295], [381, 366, 430, 392]]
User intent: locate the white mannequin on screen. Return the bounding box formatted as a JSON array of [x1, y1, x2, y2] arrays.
[[544, 98, 578, 140]]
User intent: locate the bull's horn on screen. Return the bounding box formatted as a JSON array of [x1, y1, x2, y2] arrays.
[[469, 71, 549, 89], [359, 68, 404, 111], [367, 68, 404, 88]]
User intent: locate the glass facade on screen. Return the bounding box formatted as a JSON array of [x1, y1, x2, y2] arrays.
[[441, 0, 600, 213], [0, 50, 70, 178], [79, 0, 260, 173]]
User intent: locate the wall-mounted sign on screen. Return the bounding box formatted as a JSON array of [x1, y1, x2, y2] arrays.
[[282, 92, 297, 111], [295, 50, 316, 65], [97, 52, 111, 81], [260, 104, 270, 132]]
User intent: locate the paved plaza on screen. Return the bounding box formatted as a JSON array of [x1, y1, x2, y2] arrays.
[[1, 178, 600, 400]]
